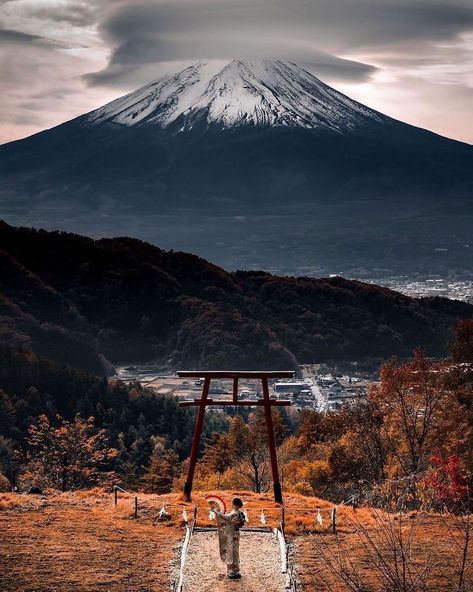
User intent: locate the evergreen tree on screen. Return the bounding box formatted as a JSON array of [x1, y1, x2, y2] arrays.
[[121, 461, 140, 491], [0, 390, 15, 437], [201, 432, 232, 486], [0, 435, 17, 485], [141, 438, 180, 494]]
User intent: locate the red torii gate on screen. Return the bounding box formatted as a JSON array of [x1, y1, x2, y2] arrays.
[[177, 370, 294, 504]]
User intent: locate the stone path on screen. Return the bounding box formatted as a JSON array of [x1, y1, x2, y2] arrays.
[[182, 530, 287, 592]]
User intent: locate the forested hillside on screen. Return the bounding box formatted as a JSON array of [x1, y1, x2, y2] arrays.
[[1, 221, 471, 374], [0, 346, 228, 491]]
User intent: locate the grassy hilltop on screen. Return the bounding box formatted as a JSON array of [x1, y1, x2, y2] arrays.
[[1, 489, 471, 592]]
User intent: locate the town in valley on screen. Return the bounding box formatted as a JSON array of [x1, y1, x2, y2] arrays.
[[116, 363, 374, 413]]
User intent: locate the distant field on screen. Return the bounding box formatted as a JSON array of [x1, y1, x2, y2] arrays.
[[1, 490, 471, 591]]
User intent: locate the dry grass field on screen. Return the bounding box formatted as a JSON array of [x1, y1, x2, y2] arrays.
[[0, 490, 182, 592], [1, 489, 471, 592], [296, 507, 473, 591]]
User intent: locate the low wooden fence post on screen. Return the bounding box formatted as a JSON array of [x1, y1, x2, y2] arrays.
[[331, 507, 337, 533], [193, 506, 197, 531], [176, 524, 193, 592], [114, 486, 118, 507], [134, 496, 138, 519], [275, 527, 288, 573]]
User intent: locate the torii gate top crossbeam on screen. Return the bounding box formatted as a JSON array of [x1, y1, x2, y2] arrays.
[[179, 398, 292, 407], [177, 370, 294, 379]]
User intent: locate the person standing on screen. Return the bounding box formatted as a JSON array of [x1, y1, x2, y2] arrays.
[[208, 497, 246, 579]]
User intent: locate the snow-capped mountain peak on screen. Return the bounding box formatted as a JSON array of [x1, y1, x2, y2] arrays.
[[86, 59, 383, 132]]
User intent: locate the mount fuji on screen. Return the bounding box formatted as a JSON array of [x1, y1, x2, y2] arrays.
[[1, 59, 472, 276], [86, 60, 383, 131]]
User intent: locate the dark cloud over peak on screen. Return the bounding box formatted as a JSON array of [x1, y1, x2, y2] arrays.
[[83, 0, 473, 88], [0, 28, 47, 45], [0, 26, 78, 49], [28, 3, 97, 27], [85, 42, 378, 87]]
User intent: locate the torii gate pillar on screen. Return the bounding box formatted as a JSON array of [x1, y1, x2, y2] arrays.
[[177, 370, 294, 504]]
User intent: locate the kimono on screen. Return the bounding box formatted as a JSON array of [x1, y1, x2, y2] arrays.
[[213, 508, 245, 575]]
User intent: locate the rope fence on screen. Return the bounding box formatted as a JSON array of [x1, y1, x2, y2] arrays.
[[109, 485, 362, 592], [111, 486, 344, 534]]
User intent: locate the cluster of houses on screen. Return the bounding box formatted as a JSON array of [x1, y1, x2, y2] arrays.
[[366, 277, 473, 304], [315, 374, 368, 411], [272, 381, 315, 408], [273, 374, 368, 412], [117, 365, 370, 413]]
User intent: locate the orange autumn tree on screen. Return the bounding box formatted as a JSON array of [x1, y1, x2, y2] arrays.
[[292, 337, 472, 507], [222, 413, 271, 493], [229, 409, 286, 493], [25, 414, 117, 491], [195, 409, 287, 493], [370, 348, 471, 507], [141, 437, 180, 494], [200, 432, 233, 488]]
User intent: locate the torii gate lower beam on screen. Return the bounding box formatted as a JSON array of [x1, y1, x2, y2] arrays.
[[177, 370, 294, 504]]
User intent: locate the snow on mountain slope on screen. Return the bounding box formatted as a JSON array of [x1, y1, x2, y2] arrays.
[[86, 60, 385, 132]]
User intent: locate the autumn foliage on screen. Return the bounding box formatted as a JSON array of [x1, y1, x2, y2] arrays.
[[190, 323, 473, 512], [23, 414, 117, 491], [0, 319, 471, 517], [425, 454, 470, 511]]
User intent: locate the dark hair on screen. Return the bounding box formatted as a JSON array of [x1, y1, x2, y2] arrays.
[[232, 497, 243, 508]]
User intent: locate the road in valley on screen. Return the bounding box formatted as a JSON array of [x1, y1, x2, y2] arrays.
[[301, 366, 327, 412]]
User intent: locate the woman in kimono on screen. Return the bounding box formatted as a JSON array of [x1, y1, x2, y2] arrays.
[[208, 497, 246, 579]]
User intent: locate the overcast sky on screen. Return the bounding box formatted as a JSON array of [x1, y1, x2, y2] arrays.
[[1, 0, 472, 144]]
